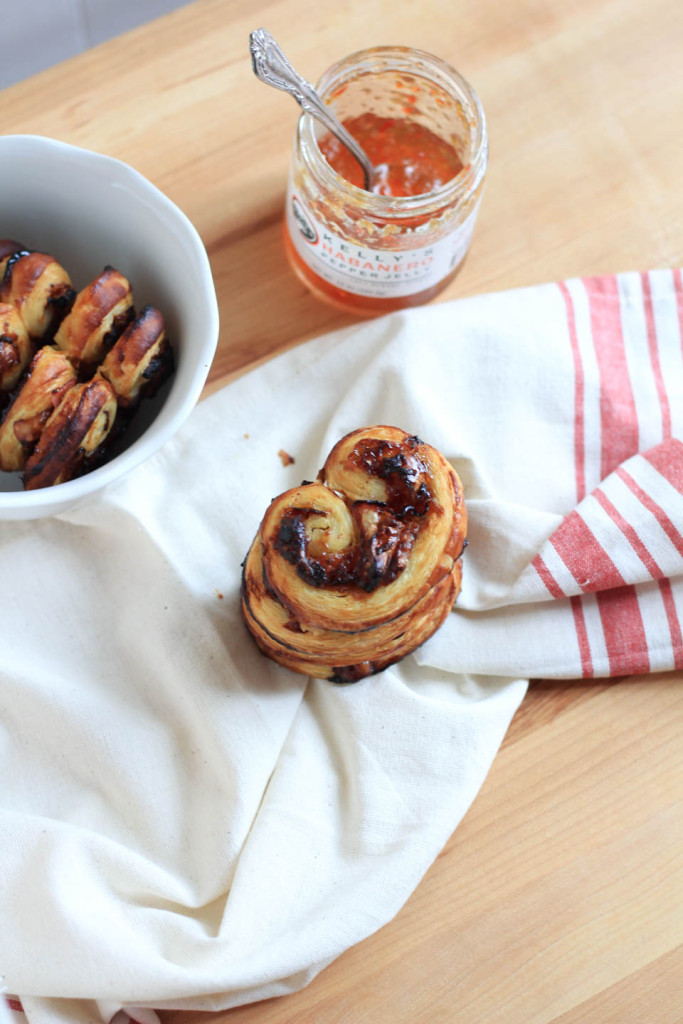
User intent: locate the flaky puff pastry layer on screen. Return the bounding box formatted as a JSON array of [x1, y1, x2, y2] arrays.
[[24, 375, 117, 489], [0, 346, 76, 471], [99, 305, 172, 408], [242, 426, 467, 682], [0, 302, 32, 391], [54, 266, 133, 369], [0, 248, 75, 340], [242, 537, 462, 681]]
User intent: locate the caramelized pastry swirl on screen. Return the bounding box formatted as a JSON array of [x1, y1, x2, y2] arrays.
[[0, 302, 32, 391], [0, 346, 76, 471], [0, 246, 75, 341], [0, 242, 174, 489], [54, 265, 134, 371], [241, 426, 467, 682], [24, 376, 117, 489], [99, 305, 172, 408]]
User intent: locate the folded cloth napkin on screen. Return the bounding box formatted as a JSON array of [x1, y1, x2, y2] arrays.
[[1, 270, 681, 1024]]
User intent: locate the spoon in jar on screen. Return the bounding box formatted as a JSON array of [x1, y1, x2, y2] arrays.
[[249, 28, 375, 192]]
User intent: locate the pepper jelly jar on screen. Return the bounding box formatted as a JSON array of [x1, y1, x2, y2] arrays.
[[284, 46, 488, 316]]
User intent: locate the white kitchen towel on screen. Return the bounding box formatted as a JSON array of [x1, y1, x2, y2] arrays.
[[1, 269, 682, 1024]]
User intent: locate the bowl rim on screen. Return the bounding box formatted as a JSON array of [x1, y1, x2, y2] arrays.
[[0, 134, 220, 512]]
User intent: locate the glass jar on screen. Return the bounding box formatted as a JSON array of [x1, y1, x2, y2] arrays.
[[284, 45, 488, 317]]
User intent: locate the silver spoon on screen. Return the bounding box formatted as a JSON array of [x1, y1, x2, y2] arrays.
[[249, 28, 375, 192]]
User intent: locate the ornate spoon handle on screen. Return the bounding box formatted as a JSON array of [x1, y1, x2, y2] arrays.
[[249, 28, 374, 192]]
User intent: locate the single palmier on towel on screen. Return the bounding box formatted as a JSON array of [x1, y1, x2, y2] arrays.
[[54, 265, 134, 371], [241, 426, 467, 682], [0, 346, 77, 472], [0, 244, 75, 341]]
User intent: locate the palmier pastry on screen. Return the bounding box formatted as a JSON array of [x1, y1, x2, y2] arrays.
[[241, 426, 467, 682], [24, 376, 117, 490], [0, 248, 75, 341], [99, 305, 173, 408], [0, 346, 76, 471], [54, 266, 134, 370], [0, 302, 32, 391]]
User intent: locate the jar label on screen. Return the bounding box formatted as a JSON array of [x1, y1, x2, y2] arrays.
[[286, 183, 480, 299]]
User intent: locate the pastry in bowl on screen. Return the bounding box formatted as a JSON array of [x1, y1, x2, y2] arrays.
[[0, 346, 77, 472], [0, 243, 175, 491], [0, 135, 219, 520], [24, 376, 117, 490], [99, 305, 173, 409], [0, 244, 75, 341], [0, 302, 32, 392], [54, 266, 134, 371], [241, 426, 467, 682]]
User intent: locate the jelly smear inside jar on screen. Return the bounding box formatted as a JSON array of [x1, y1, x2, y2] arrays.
[[284, 49, 488, 317], [318, 113, 464, 197]]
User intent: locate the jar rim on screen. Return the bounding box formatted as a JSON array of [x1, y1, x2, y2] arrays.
[[298, 45, 488, 217]]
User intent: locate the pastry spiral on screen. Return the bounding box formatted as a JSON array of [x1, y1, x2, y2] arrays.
[[24, 376, 117, 489], [0, 346, 77, 472], [0, 237, 175, 490], [99, 305, 173, 408], [0, 247, 75, 341], [241, 426, 467, 682], [54, 266, 134, 370], [0, 302, 32, 392]]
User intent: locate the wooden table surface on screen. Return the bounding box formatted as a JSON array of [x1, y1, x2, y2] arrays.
[[3, 1, 682, 1021]]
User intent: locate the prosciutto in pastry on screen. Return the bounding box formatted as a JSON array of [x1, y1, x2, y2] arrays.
[[99, 305, 173, 408], [24, 376, 117, 489], [0, 346, 76, 471], [0, 239, 176, 490], [0, 302, 32, 392], [0, 247, 75, 341], [54, 266, 134, 370], [241, 426, 467, 682]]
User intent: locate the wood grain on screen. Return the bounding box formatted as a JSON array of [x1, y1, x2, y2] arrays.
[[4, 0, 683, 385], [1, 0, 682, 1020]]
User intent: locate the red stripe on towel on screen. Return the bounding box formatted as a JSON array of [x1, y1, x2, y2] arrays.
[[593, 488, 663, 579], [658, 578, 683, 669], [585, 277, 657, 675], [640, 271, 672, 439], [571, 595, 594, 676], [584, 276, 639, 479], [643, 438, 683, 495], [531, 558, 595, 677], [551, 510, 625, 592], [594, 486, 682, 665], [616, 465, 683, 556], [532, 554, 565, 598], [596, 587, 650, 676]]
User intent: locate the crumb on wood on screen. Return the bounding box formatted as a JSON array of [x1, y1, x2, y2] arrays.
[[278, 448, 295, 466]]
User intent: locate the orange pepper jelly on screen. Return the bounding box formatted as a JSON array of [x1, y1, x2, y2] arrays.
[[318, 113, 464, 197], [284, 47, 488, 316]]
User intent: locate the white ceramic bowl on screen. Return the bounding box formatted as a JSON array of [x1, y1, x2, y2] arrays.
[[0, 134, 219, 519]]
